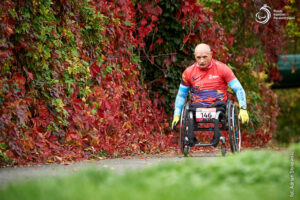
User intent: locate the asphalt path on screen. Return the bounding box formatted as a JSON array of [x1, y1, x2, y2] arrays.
[[0, 151, 221, 188]]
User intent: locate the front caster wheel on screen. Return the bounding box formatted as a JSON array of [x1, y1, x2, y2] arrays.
[[221, 145, 226, 157], [183, 144, 190, 157], [220, 136, 226, 157]]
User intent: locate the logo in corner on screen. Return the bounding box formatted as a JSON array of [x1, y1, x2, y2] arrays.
[[255, 4, 271, 24]]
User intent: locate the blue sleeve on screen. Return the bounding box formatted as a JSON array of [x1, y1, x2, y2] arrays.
[[174, 84, 190, 117], [228, 78, 247, 108]]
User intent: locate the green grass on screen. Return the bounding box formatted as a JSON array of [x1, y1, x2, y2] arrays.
[[1, 145, 300, 200]]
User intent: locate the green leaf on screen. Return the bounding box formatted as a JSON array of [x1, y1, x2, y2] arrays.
[[71, 48, 78, 57], [8, 9, 17, 18], [227, 63, 236, 70], [0, 143, 8, 150], [91, 108, 97, 115], [123, 21, 133, 26]]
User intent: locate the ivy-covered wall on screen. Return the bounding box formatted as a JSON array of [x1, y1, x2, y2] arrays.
[[0, 0, 172, 166]]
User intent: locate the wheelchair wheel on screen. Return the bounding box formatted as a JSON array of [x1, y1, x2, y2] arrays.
[[227, 102, 241, 153], [232, 104, 241, 152], [179, 103, 190, 157]]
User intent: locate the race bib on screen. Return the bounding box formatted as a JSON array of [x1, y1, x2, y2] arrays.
[[196, 108, 216, 121]]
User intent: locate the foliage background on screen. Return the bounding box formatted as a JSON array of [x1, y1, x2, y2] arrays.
[[275, 88, 300, 143], [136, 0, 292, 146], [0, 0, 298, 165], [275, 0, 300, 144]]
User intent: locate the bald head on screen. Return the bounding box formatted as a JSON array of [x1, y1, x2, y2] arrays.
[[194, 43, 212, 68], [194, 43, 211, 54]]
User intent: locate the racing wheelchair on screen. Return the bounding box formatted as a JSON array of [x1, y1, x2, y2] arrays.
[[178, 100, 241, 156]]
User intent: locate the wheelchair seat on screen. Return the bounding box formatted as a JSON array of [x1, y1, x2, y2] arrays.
[[188, 101, 226, 113]]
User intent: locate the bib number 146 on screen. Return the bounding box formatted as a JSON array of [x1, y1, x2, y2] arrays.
[[196, 108, 216, 120]]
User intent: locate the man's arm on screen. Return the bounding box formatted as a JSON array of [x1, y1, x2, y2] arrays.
[[228, 78, 249, 123], [172, 84, 189, 129], [174, 84, 190, 117], [228, 78, 247, 108]]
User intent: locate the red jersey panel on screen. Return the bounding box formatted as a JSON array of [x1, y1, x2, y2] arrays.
[[181, 59, 236, 106]]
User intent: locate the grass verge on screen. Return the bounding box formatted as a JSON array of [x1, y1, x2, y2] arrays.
[[1, 144, 299, 200]]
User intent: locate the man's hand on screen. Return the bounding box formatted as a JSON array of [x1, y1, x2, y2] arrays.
[[238, 109, 249, 124], [172, 115, 180, 130]]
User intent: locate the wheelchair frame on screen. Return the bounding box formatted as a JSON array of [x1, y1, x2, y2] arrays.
[[179, 100, 241, 156]]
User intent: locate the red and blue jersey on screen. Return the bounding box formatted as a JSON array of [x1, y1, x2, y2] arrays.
[[174, 59, 246, 117], [180, 59, 236, 106]]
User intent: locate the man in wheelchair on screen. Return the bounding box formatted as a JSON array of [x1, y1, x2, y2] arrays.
[[172, 43, 249, 148]]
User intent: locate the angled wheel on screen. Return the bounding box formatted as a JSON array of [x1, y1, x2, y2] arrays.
[[227, 101, 241, 153], [179, 103, 191, 157], [232, 104, 241, 152], [227, 101, 234, 153]]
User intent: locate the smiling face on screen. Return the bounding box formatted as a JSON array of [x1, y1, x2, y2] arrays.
[[194, 44, 212, 68]]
